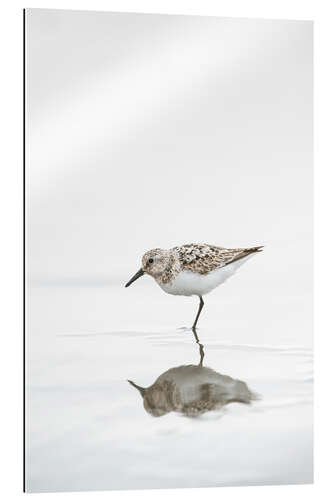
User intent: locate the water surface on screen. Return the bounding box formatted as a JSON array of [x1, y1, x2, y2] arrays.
[[26, 283, 313, 492]]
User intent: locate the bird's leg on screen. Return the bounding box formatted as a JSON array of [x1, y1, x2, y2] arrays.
[[192, 295, 204, 329], [192, 326, 205, 366]]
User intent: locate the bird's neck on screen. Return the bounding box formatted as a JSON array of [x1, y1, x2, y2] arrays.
[[156, 252, 181, 285]]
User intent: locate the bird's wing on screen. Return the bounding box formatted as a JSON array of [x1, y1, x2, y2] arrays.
[[175, 244, 263, 275]]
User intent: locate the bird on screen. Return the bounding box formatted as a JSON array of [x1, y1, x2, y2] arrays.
[[125, 243, 263, 329], [128, 329, 256, 417]]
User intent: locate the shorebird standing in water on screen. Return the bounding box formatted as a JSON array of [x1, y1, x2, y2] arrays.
[[125, 243, 263, 328]]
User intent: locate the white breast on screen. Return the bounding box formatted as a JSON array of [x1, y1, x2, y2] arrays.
[[157, 254, 254, 297]]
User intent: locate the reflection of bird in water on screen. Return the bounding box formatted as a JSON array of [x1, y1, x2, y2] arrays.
[[128, 329, 257, 418], [125, 243, 263, 328]]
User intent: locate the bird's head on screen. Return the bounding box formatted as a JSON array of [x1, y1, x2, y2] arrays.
[[125, 248, 170, 287]]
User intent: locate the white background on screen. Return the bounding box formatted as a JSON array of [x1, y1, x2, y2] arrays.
[[26, 10, 312, 286], [0, 0, 332, 499]]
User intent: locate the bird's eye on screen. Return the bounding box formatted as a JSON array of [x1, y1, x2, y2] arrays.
[[148, 258, 154, 264]]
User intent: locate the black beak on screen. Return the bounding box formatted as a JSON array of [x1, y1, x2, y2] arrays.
[[127, 380, 146, 397], [125, 268, 145, 287]]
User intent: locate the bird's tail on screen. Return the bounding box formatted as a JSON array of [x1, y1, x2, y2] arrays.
[[226, 245, 264, 265], [247, 245, 264, 253]]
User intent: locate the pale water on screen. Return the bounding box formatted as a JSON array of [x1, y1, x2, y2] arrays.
[[25, 282, 313, 492]]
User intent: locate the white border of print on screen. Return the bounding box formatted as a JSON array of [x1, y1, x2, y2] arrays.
[[0, 1, 331, 499]]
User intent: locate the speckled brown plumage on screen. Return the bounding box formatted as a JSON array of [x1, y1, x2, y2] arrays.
[[174, 243, 263, 275], [137, 243, 263, 285]]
